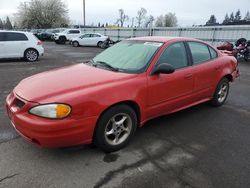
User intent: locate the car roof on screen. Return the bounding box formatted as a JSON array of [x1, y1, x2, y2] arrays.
[[127, 36, 203, 43], [83, 33, 102, 35], [0, 30, 30, 35]]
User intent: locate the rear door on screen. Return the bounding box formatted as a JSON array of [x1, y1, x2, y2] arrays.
[[0, 32, 6, 58], [79, 34, 92, 45], [67, 30, 81, 40], [4, 32, 28, 58], [187, 41, 220, 99], [90, 34, 101, 46]]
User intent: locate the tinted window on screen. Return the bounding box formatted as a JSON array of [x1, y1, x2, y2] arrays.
[[209, 47, 218, 59], [81, 34, 91, 38], [92, 34, 101, 37], [5, 32, 28, 41], [188, 42, 211, 64], [69, 30, 80, 34], [157, 42, 188, 69], [0, 33, 5, 41]]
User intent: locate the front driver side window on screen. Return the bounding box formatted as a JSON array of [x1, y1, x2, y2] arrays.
[[157, 42, 188, 69]]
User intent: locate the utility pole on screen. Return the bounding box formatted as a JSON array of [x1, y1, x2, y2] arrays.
[[83, 0, 86, 26]]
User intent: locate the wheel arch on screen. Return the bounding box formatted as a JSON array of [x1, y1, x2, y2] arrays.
[[23, 48, 39, 58], [224, 74, 233, 82], [98, 100, 141, 126], [92, 100, 141, 144]]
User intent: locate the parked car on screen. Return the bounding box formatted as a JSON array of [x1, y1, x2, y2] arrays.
[[54, 29, 81, 44], [6, 37, 239, 152], [71, 33, 108, 47], [38, 28, 66, 41], [0, 30, 44, 62]]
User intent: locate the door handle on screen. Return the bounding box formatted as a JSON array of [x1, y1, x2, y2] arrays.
[[184, 74, 193, 80]]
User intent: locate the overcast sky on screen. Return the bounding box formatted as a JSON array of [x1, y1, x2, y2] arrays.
[[0, 0, 249, 26]]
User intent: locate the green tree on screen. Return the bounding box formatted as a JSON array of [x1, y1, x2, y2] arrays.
[[5, 17, 13, 30], [235, 9, 241, 21], [206, 15, 217, 25], [244, 11, 250, 20], [223, 13, 230, 24], [229, 12, 235, 22], [0, 18, 3, 29], [155, 13, 177, 27]]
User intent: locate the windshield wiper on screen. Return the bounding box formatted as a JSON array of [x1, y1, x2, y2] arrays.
[[94, 60, 119, 72]]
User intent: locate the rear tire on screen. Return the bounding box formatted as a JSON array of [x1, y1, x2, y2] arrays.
[[97, 41, 103, 47], [24, 49, 39, 62], [94, 105, 137, 153], [210, 78, 230, 107]]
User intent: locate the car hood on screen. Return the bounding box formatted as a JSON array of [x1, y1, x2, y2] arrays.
[[14, 64, 137, 102]]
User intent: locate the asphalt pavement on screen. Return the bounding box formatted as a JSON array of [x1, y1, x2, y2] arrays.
[[0, 42, 249, 188]]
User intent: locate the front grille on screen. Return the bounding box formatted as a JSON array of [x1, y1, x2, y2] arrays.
[[15, 99, 25, 109]]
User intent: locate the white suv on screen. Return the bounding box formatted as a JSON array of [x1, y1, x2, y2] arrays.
[[0, 31, 44, 62], [54, 29, 81, 44]]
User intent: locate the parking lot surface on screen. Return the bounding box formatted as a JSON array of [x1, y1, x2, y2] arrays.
[[0, 42, 250, 188]]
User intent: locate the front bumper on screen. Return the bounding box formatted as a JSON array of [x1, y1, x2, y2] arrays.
[[6, 92, 98, 148], [232, 68, 240, 81]]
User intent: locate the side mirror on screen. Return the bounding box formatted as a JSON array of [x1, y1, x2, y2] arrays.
[[151, 63, 175, 75]]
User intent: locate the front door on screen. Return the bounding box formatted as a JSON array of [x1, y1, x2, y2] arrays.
[[147, 42, 194, 118]]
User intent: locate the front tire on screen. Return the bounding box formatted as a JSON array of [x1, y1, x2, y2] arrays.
[[24, 49, 39, 62], [94, 105, 137, 153], [73, 41, 79, 47], [59, 36, 66, 44], [211, 78, 230, 107]]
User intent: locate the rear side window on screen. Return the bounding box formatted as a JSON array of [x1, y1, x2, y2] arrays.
[[209, 47, 218, 59], [188, 42, 211, 64], [0, 33, 5, 41], [69, 30, 80, 34], [5, 32, 28, 41], [92, 34, 101, 37], [157, 42, 188, 69]]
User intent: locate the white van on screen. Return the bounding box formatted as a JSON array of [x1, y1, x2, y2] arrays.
[[0, 30, 44, 62]]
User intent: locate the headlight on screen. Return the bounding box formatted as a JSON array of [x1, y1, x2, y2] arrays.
[[29, 104, 71, 119]]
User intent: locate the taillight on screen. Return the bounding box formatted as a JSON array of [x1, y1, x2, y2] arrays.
[[37, 40, 42, 45]]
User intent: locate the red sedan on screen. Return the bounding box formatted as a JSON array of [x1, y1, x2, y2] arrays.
[[6, 37, 239, 152]]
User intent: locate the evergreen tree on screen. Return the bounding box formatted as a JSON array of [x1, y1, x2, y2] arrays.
[[235, 9, 241, 21], [0, 18, 3, 29], [229, 12, 235, 22], [206, 15, 217, 25], [5, 17, 13, 30], [223, 13, 230, 24], [244, 11, 250, 20]]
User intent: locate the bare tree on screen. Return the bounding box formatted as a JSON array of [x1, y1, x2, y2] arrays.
[[155, 13, 178, 27], [15, 0, 69, 29], [136, 8, 147, 27], [116, 9, 129, 27], [144, 15, 154, 28]]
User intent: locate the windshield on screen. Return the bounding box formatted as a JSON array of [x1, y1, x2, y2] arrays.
[[93, 41, 163, 73]]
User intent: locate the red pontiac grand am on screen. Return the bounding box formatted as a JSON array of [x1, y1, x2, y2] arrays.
[[6, 37, 239, 152]]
